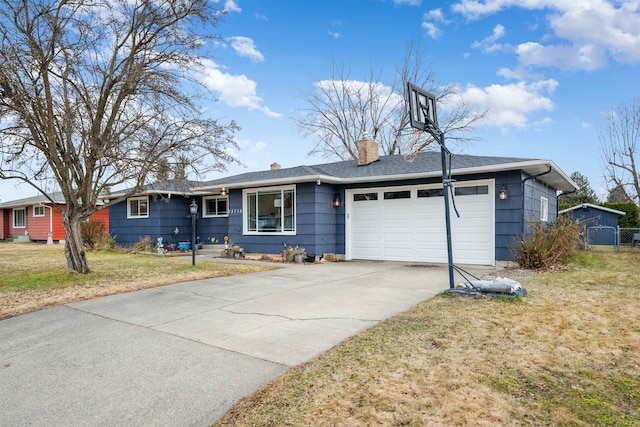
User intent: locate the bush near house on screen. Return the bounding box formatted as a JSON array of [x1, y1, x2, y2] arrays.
[[81, 219, 112, 250], [513, 216, 580, 269]]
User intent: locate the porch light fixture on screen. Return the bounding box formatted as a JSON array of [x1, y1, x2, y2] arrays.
[[499, 185, 508, 200], [333, 194, 342, 207], [220, 187, 227, 196], [189, 200, 198, 266]]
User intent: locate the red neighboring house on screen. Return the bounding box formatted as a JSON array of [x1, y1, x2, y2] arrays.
[[0, 192, 109, 243]]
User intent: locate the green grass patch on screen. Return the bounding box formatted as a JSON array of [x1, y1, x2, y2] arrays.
[[0, 243, 276, 319]]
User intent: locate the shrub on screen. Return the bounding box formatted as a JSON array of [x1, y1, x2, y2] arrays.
[[602, 202, 640, 228], [81, 220, 110, 250], [513, 216, 580, 269], [132, 235, 155, 253]]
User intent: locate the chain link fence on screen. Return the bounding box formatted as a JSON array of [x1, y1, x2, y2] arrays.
[[620, 228, 640, 248], [579, 226, 640, 252], [577, 227, 640, 252]]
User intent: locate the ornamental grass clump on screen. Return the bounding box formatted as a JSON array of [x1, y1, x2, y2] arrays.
[[513, 215, 580, 269]]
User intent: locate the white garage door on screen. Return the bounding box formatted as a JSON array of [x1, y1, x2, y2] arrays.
[[347, 181, 494, 265]]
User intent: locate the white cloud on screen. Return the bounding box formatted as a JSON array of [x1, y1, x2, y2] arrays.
[[471, 24, 509, 53], [224, 0, 241, 13], [452, 0, 640, 70], [251, 141, 268, 153], [425, 9, 447, 22], [199, 59, 281, 118], [422, 22, 442, 39], [516, 42, 608, 71], [228, 36, 264, 62], [328, 31, 342, 39], [422, 8, 449, 39], [459, 79, 558, 128], [496, 66, 524, 80], [212, 0, 241, 14]]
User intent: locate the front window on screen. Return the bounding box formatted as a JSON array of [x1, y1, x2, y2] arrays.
[[13, 208, 26, 227], [245, 186, 295, 233], [203, 196, 228, 217], [33, 206, 45, 217], [127, 196, 149, 218]]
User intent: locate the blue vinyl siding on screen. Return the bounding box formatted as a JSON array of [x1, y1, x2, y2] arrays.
[[562, 206, 622, 245], [108, 170, 564, 263], [109, 196, 197, 246], [215, 183, 342, 258]]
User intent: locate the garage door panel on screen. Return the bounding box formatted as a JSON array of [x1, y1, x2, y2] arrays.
[[384, 232, 415, 243], [350, 184, 493, 264], [383, 247, 414, 258]]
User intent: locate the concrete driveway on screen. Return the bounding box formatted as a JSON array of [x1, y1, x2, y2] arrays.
[[0, 260, 496, 426]]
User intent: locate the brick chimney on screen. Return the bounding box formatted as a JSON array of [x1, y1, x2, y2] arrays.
[[270, 162, 281, 170], [356, 135, 379, 166]]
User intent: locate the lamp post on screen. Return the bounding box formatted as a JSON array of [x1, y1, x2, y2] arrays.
[[189, 200, 198, 266]]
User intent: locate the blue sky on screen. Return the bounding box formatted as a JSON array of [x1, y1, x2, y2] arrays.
[[2, 0, 639, 201]]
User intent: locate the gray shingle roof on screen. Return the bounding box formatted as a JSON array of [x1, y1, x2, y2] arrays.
[[107, 179, 201, 198], [0, 191, 66, 208], [197, 151, 575, 192]]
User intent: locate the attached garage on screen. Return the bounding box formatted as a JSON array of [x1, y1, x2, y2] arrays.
[[346, 180, 495, 265]]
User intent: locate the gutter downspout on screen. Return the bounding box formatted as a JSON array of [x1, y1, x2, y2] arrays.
[[40, 203, 54, 245], [521, 166, 553, 235]]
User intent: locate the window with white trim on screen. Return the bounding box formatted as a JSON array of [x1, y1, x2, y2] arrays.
[[244, 186, 295, 233], [540, 196, 549, 222], [33, 206, 45, 217], [127, 196, 149, 218], [13, 208, 26, 227], [203, 196, 228, 217]]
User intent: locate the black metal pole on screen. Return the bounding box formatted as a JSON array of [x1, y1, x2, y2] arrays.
[[439, 133, 455, 289], [191, 212, 196, 266]]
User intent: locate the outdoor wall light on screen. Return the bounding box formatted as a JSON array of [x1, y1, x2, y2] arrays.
[[499, 185, 508, 200], [220, 187, 227, 196], [333, 194, 342, 207]]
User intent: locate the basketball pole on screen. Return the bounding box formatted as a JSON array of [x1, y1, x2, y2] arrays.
[[407, 82, 455, 290], [438, 132, 455, 290], [427, 125, 455, 290]]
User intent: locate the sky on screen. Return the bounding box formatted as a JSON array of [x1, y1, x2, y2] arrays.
[[2, 0, 639, 202]]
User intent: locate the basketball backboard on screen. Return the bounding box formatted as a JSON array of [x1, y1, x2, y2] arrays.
[[407, 82, 438, 131]]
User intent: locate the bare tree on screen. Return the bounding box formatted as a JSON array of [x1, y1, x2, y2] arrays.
[[600, 97, 640, 206], [297, 41, 487, 160], [0, 0, 239, 273]]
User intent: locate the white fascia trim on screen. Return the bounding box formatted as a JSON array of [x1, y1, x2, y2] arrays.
[[196, 175, 340, 192], [559, 203, 627, 216]]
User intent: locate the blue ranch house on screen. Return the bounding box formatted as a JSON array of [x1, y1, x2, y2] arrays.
[[107, 137, 577, 265]]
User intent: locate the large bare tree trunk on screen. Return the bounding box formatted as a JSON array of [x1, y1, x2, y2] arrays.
[[62, 212, 90, 274]]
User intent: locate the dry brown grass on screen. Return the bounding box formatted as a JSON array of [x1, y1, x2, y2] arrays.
[[214, 251, 640, 426], [0, 243, 275, 320]]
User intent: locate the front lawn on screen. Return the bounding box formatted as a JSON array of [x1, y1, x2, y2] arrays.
[[214, 251, 640, 426], [0, 243, 276, 320]]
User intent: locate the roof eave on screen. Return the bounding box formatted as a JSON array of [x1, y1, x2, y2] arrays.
[[559, 203, 627, 216], [194, 159, 577, 192]]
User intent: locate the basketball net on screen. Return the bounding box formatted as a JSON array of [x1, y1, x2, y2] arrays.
[[403, 130, 423, 163]]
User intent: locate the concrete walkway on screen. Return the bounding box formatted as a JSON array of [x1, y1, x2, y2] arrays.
[[0, 260, 497, 426]]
